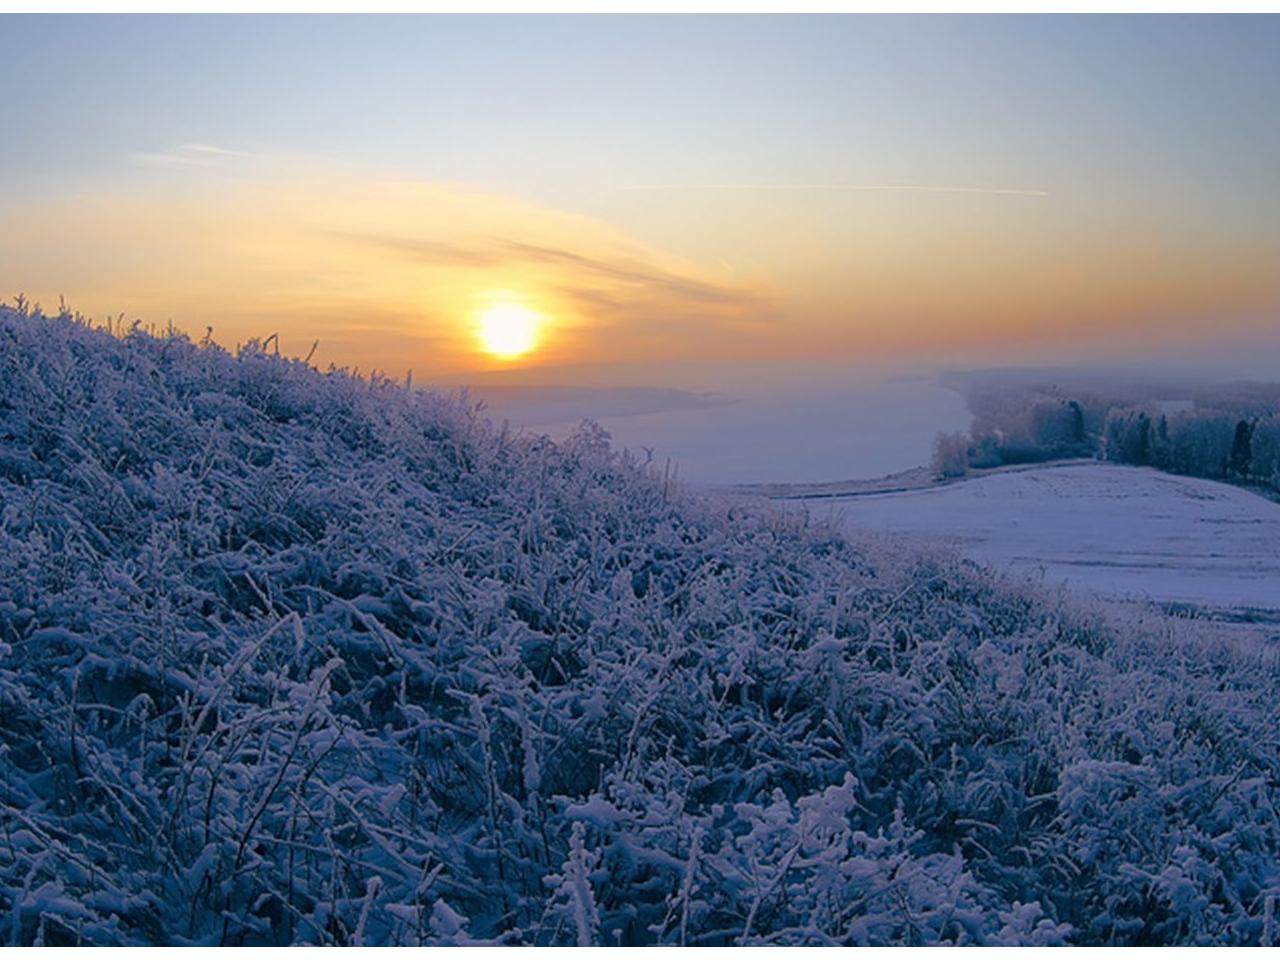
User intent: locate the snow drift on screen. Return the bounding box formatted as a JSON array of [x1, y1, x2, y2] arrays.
[[1, 305, 1278, 945]]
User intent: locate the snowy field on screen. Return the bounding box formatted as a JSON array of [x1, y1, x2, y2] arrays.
[[825, 463, 1280, 614]]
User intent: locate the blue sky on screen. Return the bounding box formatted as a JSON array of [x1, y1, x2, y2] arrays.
[[3, 14, 1278, 378]]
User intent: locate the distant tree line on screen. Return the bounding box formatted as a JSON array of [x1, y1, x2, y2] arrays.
[[932, 382, 1280, 493], [1104, 408, 1280, 487]]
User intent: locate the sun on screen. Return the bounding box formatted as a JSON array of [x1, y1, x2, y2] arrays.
[[475, 301, 541, 360]]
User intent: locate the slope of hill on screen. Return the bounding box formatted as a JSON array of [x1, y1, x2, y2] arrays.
[[2, 306, 1279, 946]]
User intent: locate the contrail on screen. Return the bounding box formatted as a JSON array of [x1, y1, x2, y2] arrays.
[[623, 183, 1049, 197]]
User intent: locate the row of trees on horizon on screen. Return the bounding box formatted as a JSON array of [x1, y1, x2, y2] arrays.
[[931, 382, 1280, 493]]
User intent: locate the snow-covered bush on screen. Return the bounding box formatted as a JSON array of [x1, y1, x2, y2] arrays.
[[930, 431, 970, 479], [1, 304, 1279, 945]]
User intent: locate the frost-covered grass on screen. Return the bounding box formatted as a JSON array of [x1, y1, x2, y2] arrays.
[[2, 306, 1279, 946]]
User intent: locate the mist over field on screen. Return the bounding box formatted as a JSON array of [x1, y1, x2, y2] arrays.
[[472, 373, 971, 485]]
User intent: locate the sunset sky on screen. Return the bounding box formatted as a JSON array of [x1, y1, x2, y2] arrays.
[[3, 14, 1279, 383]]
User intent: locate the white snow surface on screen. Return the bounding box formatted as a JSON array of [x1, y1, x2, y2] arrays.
[[832, 463, 1280, 612]]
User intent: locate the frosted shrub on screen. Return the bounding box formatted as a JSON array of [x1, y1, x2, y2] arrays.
[[930, 431, 969, 479], [1, 304, 1278, 945]]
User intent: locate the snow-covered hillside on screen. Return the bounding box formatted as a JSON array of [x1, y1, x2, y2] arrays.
[[831, 463, 1280, 615], [3, 307, 1280, 946]]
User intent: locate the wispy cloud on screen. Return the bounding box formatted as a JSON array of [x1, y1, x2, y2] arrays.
[[492, 239, 749, 307], [130, 143, 252, 168], [623, 183, 1049, 198], [333, 232, 763, 312], [325, 225, 775, 367], [334, 233, 502, 268]]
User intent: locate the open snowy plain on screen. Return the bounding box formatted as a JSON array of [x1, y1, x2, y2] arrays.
[[823, 462, 1280, 616]]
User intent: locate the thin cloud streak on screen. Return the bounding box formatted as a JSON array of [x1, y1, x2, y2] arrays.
[[130, 143, 252, 168], [332, 231, 762, 309], [624, 183, 1050, 197]]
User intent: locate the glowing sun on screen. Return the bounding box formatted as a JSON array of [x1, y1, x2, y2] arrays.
[[476, 301, 541, 360]]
